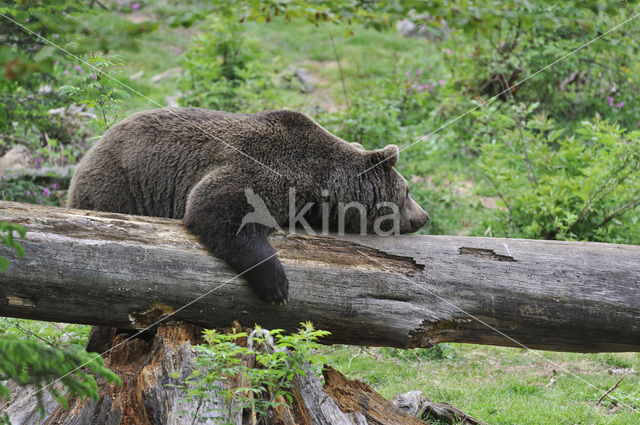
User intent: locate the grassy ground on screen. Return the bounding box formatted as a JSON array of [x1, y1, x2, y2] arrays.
[[48, 5, 640, 424], [326, 344, 640, 424]]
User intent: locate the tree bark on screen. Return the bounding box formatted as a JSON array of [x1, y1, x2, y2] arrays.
[[1, 201, 639, 352]]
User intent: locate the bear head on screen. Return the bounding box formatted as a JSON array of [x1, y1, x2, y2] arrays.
[[325, 143, 429, 235]]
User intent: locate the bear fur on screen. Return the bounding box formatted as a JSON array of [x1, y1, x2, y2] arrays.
[[68, 108, 429, 304]]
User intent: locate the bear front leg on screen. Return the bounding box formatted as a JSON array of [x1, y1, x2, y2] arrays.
[[183, 174, 289, 305]]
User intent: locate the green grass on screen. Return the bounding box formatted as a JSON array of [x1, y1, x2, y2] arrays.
[[324, 344, 640, 424], [33, 5, 640, 423]]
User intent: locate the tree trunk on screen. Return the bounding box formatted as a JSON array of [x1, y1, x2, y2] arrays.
[[1, 201, 639, 352]]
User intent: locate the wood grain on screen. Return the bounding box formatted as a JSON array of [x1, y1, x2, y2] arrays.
[[1, 201, 639, 352]]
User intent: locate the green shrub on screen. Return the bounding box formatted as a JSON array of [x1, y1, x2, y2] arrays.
[[177, 323, 329, 423], [0, 334, 121, 417], [179, 17, 279, 113], [477, 111, 640, 243], [0, 222, 25, 272], [380, 344, 456, 361]]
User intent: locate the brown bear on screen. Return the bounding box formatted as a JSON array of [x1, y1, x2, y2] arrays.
[[68, 108, 429, 304]]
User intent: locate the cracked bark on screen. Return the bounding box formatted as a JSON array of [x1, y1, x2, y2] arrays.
[[1, 201, 639, 352]]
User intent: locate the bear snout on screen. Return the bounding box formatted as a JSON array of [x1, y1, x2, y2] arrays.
[[410, 211, 429, 231], [400, 196, 429, 233]]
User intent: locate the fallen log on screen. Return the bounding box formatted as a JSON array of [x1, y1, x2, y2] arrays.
[[1, 201, 639, 352]]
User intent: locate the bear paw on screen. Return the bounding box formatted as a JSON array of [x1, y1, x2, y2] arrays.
[[246, 257, 290, 305]]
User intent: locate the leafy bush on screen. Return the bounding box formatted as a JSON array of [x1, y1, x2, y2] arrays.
[[477, 111, 640, 243], [0, 334, 121, 417], [179, 17, 278, 112], [320, 93, 407, 149], [0, 2, 149, 206], [380, 344, 456, 361], [0, 1, 152, 132], [0, 222, 25, 272], [0, 317, 91, 348], [178, 323, 329, 423]]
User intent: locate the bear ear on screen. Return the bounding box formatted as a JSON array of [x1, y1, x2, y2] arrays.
[[367, 144, 399, 168]]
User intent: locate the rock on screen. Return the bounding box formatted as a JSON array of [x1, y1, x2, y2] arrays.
[[1, 165, 76, 182], [37, 85, 53, 95], [294, 67, 314, 93], [0, 145, 33, 177], [396, 12, 450, 41], [150, 67, 182, 84], [397, 19, 419, 38], [164, 93, 182, 108], [48, 103, 97, 120]]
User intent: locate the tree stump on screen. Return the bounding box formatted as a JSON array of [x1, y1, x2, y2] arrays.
[[3, 322, 478, 425]]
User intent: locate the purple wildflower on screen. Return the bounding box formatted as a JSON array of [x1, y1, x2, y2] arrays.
[[75, 65, 85, 74], [616, 101, 624, 109], [42, 188, 51, 197], [428, 84, 434, 92], [90, 73, 97, 80], [416, 67, 423, 76], [131, 2, 140, 11], [26, 190, 31, 196], [405, 71, 411, 78], [607, 96, 614, 107], [438, 79, 446, 86], [53, 33, 59, 39], [25, 17, 30, 22], [445, 48, 451, 55], [52, 183, 57, 190], [500, 41, 506, 49], [34, 158, 42, 169], [63, 70, 68, 76]]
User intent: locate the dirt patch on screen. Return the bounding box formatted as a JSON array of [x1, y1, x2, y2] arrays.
[[124, 12, 154, 23], [296, 60, 343, 113], [300, 59, 339, 70]]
